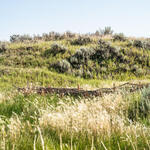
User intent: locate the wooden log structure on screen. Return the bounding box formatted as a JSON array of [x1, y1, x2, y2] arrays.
[[17, 82, 150, 97]]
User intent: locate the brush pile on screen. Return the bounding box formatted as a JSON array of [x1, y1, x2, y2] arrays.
[[18, 82, 150, 97]]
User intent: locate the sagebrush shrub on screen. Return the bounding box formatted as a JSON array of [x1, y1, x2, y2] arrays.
[[113, 33, 126, 42], [99, 26, 113, 35], [0, 43, 7, 53], [91, 40, 124, 63], [10, 34, 32, 43], [135, 68, 144, 76], [52, 59, 71, 73], [141, 87, 150, 117], [42, 32, 64, 41], [131, 64, 139, 72], [44, 43, 67, 57], [133, 40, 149, 49], [69, 47, 94, 69], [63, 31, 76, 38], [126, 40, 133, 47], [133, 40, 143, 48], [70, 36, 92, 45], [145, 40, 150, 49], [128, 86, 150, 121]]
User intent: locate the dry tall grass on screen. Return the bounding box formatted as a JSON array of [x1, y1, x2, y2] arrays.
[[0, 91, 149, 149], [39, 94, 150, 140]]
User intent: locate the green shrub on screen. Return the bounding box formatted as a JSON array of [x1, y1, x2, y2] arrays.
[[131, 65, 145, 76], [63, 31, 76, 38], [44, 43, 67, 57], [69, 47, 94, 69], [0, 43, 7, 53], [145, 40, 150, 50], [126, 40, 133, 47], [42, 32, 64, 41], [100, 67, 107, 73], [10, 34, 32, 43], [113, 33, 126, 41], [132, 39, 150, 49], [52, 59, 71, 73], [128, 86, 150, 121], [91, 40, 124, 63], [70, 36, 92, 45], [133, 40, 143, 48], [131, 64, 139, 72], [99, 26, 113, 35], [135, 68, 144, 76]]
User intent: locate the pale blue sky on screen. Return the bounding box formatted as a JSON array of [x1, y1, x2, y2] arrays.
[[0, 0, 150, 40]]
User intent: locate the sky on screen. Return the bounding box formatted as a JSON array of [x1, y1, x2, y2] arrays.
[[0, 0, 150, 41]]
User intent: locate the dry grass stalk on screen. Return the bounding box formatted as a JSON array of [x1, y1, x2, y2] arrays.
[[37, 126, 45, 150]]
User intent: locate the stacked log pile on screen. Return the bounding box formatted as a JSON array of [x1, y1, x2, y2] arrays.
[[18, 82, 150, 97]]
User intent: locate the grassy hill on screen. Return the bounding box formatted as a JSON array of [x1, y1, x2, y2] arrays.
[[0, 33, 150, 150], [1, 35, 150, 84]]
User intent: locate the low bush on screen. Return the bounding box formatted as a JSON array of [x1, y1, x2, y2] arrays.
[[133, 40, 144, 48], [42, 32, 64, 41], [91, 40, 124, 63], [126, 40, 133, 47], [133, 40, 150, 49], [69, 47, 94, 69], [145, 40, 150, 49], [128, 86, 150, 121], [131, 64, 139, 72], [135, 68, 145, 76], [70, 36, 92, 45], [44, 43, 67, 57], [51, 59, 71, 73], [99, 26, 114, 35], [0, 43, 7, 53], [113, 33, 126, 41], [10, 34, 32, 43]]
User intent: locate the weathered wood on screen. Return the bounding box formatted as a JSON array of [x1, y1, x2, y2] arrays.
[[18, 82, 150, 97]]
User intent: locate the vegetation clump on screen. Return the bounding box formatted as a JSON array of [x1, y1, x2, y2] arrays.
[[92, 40, 124, 64], [113, 33, 126, 41], [52, 59, 71, 73], [133, 40, 145, 49], [69, 47, 94, 69], [42, 32, 64, 41], [128, 86, 150, 121], [44, 43, 67, 57], [133, 39, 150, 49], [10, 34, 32, 43], [0, 43, 7, 53], [99, 26, 114, 36], [70, 36, 92, 45]]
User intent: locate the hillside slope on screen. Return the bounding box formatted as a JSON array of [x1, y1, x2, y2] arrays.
[[1, 35, 150, 82]]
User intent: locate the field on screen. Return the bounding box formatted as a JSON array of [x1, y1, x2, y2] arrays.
[[0, 32, 150, 150]]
